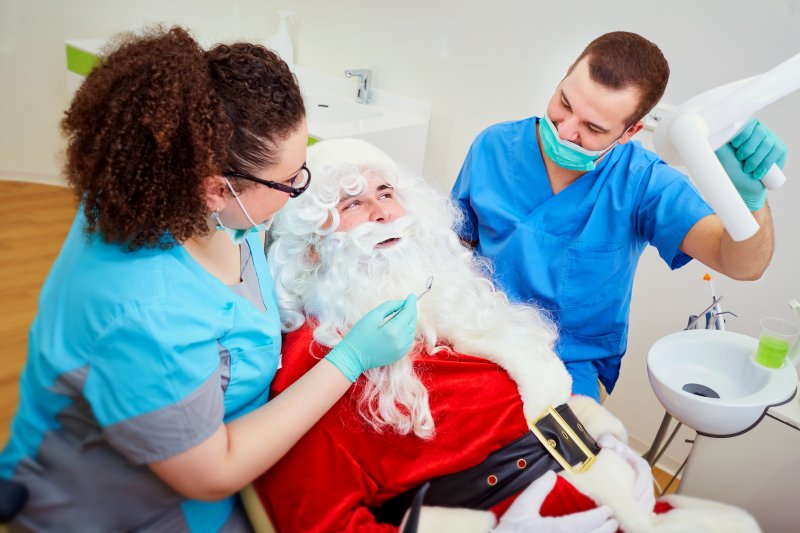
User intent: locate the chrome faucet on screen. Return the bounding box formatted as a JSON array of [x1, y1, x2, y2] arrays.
[[344, 68, 372, 104]]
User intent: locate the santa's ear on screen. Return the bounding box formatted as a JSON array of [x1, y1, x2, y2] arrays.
[[320, 210, 339, 232]]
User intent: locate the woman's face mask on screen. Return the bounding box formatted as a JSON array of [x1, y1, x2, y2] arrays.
[[213, 217, 272, 245], [212, 178, 273, 245], [539, 114, 621, 172]]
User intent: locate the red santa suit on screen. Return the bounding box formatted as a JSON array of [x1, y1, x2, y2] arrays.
[[253, 324, 668, 532]]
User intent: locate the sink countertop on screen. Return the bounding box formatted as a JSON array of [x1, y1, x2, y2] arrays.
[[294, 65, 431, 139], [65, 41, 431, 172]]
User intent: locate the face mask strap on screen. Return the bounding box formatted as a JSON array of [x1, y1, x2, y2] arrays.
[[224, 178, 259, 228], [544, 114, 623, 157], [596, 138, 620, 158], [211, 209, 224, 227]]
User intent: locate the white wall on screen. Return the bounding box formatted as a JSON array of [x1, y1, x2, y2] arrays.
[[0, 0, 280, 184], [2, 0, 799, 472]]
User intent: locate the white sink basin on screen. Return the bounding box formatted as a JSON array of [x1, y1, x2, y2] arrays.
[[647, 329, 798, 436]]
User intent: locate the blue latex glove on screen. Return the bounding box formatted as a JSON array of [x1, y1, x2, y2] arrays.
[[326, 294, 418, 382], [715, 119, 787, 211]]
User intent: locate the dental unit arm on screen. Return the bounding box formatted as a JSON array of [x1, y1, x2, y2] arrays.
[[654, 52, 800, 241]]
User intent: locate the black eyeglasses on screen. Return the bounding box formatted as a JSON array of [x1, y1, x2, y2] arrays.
[[223, 163, 311, 198]]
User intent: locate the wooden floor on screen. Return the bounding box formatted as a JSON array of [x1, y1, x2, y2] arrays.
[[0, 180, 678, 497], [0, 181, 76, 446]]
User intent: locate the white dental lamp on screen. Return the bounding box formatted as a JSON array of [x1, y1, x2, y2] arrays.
[[654, 52, 800, 241]]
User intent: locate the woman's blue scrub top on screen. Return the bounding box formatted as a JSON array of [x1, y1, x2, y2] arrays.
[[0, 211, 282, 531], [452, 117, 713, 397]]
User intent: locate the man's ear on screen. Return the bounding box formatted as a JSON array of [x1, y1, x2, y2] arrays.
[[618, 120, 644, 145], [202, 175, 229, 213]]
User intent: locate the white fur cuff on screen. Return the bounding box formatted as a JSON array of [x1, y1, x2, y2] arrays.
[[568, 394, 628, 443], [404, 506, 498, 533]]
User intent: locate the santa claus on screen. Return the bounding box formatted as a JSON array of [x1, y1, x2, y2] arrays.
[[251, 138, 759, 533]]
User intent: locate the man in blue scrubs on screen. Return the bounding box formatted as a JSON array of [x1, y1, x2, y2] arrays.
[[452, 31, 788, 401]]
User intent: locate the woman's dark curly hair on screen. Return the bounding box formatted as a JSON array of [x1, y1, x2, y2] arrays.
[[62, 26, 305, 250]]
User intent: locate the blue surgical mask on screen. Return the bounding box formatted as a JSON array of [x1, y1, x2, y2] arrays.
[[213, 179, 273, 244], [539, 114, 620, 171], [213, 215, 271, 244]]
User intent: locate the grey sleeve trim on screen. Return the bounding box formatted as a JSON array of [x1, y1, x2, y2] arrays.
[[104, 369, 225, 464]]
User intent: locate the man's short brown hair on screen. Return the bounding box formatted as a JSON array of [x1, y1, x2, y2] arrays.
[[570, 31, 669, 126]]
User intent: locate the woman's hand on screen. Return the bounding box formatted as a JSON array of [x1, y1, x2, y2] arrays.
[[326, 294, 418, 381]]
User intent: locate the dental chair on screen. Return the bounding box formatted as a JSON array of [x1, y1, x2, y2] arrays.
[[240, 484, 277, 533], [0, 478, 28, 524], [0, 480, 271, 531], [0, 478, 272, 531]]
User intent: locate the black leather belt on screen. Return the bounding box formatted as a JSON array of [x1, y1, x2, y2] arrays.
[[528, 404, 599, 474], [372, 403, 600, 530]]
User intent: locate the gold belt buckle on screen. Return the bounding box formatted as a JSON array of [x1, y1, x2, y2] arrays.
[[528, 406, 597, 474]]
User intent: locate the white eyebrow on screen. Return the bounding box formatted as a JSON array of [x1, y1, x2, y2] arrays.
[[336, 183, 394, 206]]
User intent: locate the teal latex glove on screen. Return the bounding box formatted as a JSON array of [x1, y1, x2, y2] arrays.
[[715, 119, 787, 211], [715, 143, 767, 211], [730, 119, 787, 180], [326, 294, 418, 382]]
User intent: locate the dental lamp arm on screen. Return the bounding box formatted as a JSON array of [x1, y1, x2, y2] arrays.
[[717, 119, 788, 211], [679, 119, 784, 280], [653, 50, 796, 241]]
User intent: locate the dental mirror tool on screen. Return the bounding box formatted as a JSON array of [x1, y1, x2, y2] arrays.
[[379, 276, 434, 328]]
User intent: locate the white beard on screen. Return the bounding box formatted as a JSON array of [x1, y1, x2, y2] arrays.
[[299, 214, 572, 438]]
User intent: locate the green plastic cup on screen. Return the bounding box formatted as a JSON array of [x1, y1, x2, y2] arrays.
[[755, 317, 800, 368]]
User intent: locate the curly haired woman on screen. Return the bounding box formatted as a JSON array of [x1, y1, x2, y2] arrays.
[[0, 27, 416, 532]]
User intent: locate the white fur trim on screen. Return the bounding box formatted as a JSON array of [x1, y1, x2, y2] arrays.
[[653, 495, 761, 532], [563, 447, 654, 531], [567, 394, 628, 443], [563, 450, 760, 532], [402, 506, 497, 533], [473, 341, 572, 422]]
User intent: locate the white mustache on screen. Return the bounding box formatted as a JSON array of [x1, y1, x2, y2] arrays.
[[320, 216, 415, 259]]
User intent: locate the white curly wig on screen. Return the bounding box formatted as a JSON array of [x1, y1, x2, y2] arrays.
[[268, 138, 462, 335], [267, 138, 569, 438]]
